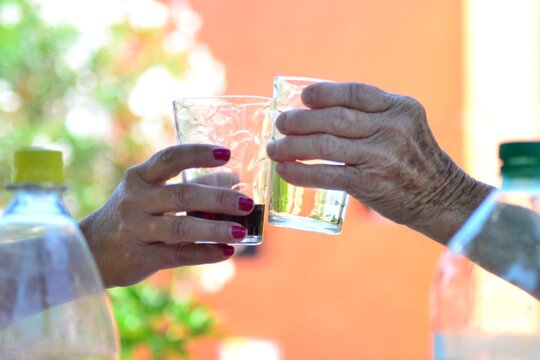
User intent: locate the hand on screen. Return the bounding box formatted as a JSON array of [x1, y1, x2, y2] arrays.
[[80, 145, 255, 288], [266, 82, 493, 244]]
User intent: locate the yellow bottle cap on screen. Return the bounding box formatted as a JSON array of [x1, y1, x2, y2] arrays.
[[13, 148, 64, 186]]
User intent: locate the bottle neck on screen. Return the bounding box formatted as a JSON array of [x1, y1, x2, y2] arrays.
[[3, 184, 70, 217]]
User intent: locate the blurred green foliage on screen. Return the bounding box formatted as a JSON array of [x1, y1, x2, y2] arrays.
[[0, 0, 217, 358], [0, 0, 102, 214], [109, 284, 217, 359]]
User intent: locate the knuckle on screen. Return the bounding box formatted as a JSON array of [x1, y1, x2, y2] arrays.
[[116, 221, 133, 241], [216, 190, 231, 209], [315, 166, 341, 187], [210, 222, 222, 240], [347, 83, 368, 105], [157, 146, 178, 164], [358, 172, 378, 193], [349, 142, 366, 164], [116, 222, 130, 239], [345, 167, 377, 196], [343, 170, 357, 192], [380, 92, 398, 111], [317, 134, 342, 158], [172, 217, 190, 240], [312, 165, 357, 192], [122, 166, 138, 185], [331, 107, 355, 133], [116, 195, 134, 219], [174, 185, 191, 207], [173, 243, 190, 264], [402, 96, 426, 120]]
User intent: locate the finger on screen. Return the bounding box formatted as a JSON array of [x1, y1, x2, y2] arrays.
[[267, 134, 366, 164], [190, 172, 240, 187], [142, 183, 255, 215], [146, 243, 234, 270], [301, 82, 396, 113], [274, 162, 351, 191], [275, 107, 378, 138], [138, 215, 247, 244], [134, 145, 231, 185]]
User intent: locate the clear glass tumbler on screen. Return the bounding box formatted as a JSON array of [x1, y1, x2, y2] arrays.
[[173, 96, 272, 245], [268, 76, 349, 235]]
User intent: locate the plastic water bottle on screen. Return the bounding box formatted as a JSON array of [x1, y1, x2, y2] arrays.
[[430, 141, 540, 359], [0, 148, 118, 359]]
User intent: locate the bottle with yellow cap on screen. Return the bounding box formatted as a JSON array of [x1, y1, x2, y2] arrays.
[[0, 148, 119, 359], [430, 141, 540, 359]]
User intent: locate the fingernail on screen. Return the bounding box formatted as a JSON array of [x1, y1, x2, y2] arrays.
[[213, 148, 231, 161], [238, 197, 254, 212], [222, 246, 235, 257], [267, 142, 276, 157], [231, 225, 247, 239], [275, 112, 287, 132]]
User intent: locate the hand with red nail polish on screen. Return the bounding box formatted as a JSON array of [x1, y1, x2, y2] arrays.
[[80, 144, 250, 288]]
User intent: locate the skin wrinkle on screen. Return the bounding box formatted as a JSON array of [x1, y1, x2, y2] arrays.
[[421, 167, 467, 226], [174, 184, 189, 208], [420, 154, 461, 207], [350, 119, 445, 225], [269, 82, 494, 247], [390, 107, 460, 227], [174, 243, 191, 264], [273, 82, 540, 298]]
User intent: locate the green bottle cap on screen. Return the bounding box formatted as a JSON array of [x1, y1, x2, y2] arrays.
[[13, 148, 64, 186], [499, 141, 540, 177]]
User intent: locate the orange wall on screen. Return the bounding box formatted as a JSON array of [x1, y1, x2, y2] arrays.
[[188, 1, 463, 359]]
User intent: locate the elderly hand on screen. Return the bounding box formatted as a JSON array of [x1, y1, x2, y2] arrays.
[[266, 82, 493, 244], [80, 145, 254, 288]]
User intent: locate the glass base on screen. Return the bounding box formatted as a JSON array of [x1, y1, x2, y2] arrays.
[[268, 213, 342, 235], [196, 236, 262, 246]]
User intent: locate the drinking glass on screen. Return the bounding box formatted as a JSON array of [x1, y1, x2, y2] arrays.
[[173, 96, 272, 245], [268, 76, 349, 234]]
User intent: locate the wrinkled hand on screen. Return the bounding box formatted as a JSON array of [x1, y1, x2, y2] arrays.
[[80, 145, 254, 288], [267, 82, 492, 244]]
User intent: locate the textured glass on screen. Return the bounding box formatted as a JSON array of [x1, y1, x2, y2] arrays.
[[269, 76, 349, 235], [173, 96, 272, 245]]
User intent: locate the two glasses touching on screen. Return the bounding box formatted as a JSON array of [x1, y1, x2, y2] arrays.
[[173, 76, 350, 246]]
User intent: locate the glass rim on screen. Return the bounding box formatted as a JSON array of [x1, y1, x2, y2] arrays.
[[273, 75, 334, 84], [173, 95, 271, 107]]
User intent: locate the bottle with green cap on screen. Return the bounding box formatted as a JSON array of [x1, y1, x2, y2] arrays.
[[0, 148, 119, 359], [430, 141, 540, 359]]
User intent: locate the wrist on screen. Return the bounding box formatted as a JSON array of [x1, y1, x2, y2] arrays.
[[79, 212, 114, 288], [411, 169, 494, 245]]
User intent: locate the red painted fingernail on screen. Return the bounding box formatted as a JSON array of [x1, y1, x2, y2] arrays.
[[231, 225, 247, 239], [222, 246, 235, 257], [213, 148, 231, 161], [238, 197, 254, 212]]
